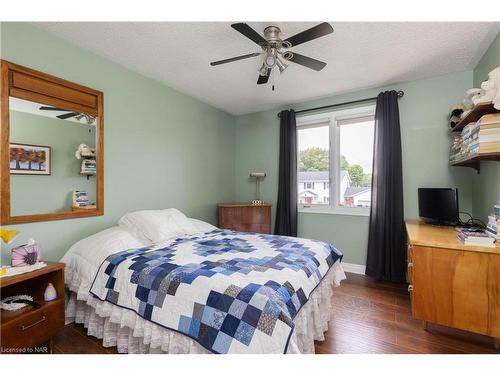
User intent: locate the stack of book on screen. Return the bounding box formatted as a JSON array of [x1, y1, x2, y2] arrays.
[[459, 122, 480, 160], [486, 215, 500, 239], [473, 113, 500, 153], [486, 201, 500, 240], [81, 158, 96, 175], [449, 113, 500, 163], [72, 190, 90, 207], [458, 228, 496, 247], [449, 135, 463, 163]]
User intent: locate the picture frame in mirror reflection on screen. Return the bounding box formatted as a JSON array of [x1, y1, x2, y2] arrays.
[[9, 143, 51, 175]]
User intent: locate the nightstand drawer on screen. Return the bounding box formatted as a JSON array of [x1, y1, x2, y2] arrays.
[[1, 299, 64, 350]]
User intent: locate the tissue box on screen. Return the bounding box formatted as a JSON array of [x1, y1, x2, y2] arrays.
[[11, 243, 41, 267]]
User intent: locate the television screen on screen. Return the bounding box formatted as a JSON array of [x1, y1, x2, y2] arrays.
[[418, 188, 459, 225]]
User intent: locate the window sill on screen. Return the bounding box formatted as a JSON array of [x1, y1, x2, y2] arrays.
[[298, 208, 370, 217]]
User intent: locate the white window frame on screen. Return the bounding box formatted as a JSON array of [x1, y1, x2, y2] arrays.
[[297, 104, 376, 216]]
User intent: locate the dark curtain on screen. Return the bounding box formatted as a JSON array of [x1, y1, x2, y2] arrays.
[[365, 91, 406, 283], [274, 110, 298, 236]]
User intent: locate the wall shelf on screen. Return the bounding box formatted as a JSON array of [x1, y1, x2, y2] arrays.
[[80, 172, 95, 180], [450, 153, 500, 172], [450, 102, 499, 133]]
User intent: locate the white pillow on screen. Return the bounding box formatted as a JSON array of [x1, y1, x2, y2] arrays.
[[61, 226, 149, 290], [189, 218, 218, 233], [118, 208, 198, 243]]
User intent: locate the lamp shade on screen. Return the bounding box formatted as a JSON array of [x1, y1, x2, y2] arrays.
[[0, 229, 19, 245], [249, 172, 266, 178]]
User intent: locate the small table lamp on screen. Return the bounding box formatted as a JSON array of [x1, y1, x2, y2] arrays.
[[249, 172, 266, 205]]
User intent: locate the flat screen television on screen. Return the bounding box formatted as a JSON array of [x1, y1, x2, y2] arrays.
[[418, 188, 459, 226]]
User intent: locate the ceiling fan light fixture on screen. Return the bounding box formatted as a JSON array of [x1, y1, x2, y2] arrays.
[[265, 53, 277, 68], [259, 63, 268, 76], [276, 57, 288, 74]]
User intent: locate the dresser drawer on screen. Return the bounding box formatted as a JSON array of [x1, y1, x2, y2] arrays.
[[1, 299, 64, 349]]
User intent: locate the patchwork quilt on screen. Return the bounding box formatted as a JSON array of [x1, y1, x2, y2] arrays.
[[90, 230, 342, 354]]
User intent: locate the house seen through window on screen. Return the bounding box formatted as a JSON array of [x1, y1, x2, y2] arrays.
[[297, 105, 375, 214]]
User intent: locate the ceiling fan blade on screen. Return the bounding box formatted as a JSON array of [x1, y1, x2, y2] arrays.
[[39, 106, 67, 111], [231, 23, 267, 45], [257, 68, 272, 85], [57, 112, 79, 120], [210, 52, 261, 66], [287, 52, 327, 71], [283, 22, 333, 47]]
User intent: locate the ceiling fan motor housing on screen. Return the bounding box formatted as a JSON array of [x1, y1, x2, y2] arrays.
[[263, 26, 285, 69], [263, 26, 282, 44]]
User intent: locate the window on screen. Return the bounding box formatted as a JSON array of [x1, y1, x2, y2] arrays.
[[297, 121, 329, 206], [297, 105, 375, 215]]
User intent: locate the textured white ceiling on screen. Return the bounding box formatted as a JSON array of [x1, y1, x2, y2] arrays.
[[33, 22, 500, 115]]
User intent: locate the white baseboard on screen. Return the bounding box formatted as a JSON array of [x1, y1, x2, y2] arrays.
[[341, 262, 366, 275]]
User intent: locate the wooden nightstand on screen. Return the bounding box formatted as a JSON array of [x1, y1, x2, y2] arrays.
[[218, 203, 272, 234], [0, 262, 65, 354]]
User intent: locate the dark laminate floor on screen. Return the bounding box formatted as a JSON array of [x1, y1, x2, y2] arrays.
[[52, 272, 499, 354]]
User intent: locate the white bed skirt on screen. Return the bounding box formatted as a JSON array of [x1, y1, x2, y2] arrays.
[[65, 261, 345, 354]]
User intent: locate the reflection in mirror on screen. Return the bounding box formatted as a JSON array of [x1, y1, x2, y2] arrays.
[[9, 97, 97, 216]]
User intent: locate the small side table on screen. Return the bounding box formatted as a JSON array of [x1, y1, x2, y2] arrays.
[[0, 262, 65, 354]]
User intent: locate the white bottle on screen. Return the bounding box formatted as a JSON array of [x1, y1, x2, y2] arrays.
[[44, 283, 57, 302]]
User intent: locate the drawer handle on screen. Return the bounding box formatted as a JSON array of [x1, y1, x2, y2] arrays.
[[408, 285, 413, 292], [21, 315, 46, 331], [408, 262, 413, 268]]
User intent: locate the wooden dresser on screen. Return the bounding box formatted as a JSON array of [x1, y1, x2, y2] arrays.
[[406, 221, 500, 347], [218, 203, 272, 234], [0, 262, 65, 353]]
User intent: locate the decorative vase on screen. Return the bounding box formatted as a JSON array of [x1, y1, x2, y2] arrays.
[[44, 283, 57, 302]]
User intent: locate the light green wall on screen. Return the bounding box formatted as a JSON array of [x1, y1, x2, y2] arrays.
[[472, 32, 500, 221], [473, 33, 500, 87], [1, 22, 235, 265], [10, 111, 96, 215], [1, 22, 494, 268], [234, 71, 474, 265]]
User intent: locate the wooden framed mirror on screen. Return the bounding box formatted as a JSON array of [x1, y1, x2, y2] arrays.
[[0, 60, 104, 224]]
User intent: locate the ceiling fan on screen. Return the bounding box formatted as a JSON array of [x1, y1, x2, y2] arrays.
[[39, 106, 96, 124], [210, 22, 333, 85]]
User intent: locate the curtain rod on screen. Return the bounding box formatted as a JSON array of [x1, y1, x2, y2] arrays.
[[277, 90, 404, 118]]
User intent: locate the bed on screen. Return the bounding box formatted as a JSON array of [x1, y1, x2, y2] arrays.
[[62, 209, 346, 354]]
